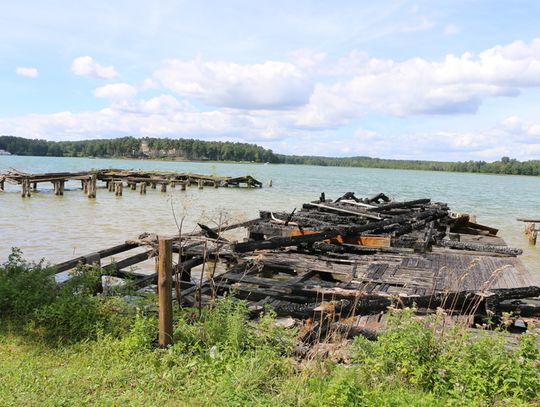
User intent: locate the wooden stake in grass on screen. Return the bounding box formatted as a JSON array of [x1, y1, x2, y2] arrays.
[[158, 237, 174, 347]]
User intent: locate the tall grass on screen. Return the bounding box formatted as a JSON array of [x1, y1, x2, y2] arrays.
[[0, 251, 538, 406]]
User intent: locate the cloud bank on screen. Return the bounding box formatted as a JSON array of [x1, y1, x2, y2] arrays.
[[4, 39, 540, 160]]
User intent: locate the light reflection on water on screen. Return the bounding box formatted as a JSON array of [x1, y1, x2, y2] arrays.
[[1, 155, 539, 280]]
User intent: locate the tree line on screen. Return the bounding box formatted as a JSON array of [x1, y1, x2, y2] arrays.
[[2, 135, 540, 176], [0, 136, 278, 163]]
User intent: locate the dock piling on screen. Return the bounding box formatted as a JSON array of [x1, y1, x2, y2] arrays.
[[157, 237, 173, 347]]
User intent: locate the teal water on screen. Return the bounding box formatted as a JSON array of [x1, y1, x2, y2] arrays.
[[1, 155, 539, 278]]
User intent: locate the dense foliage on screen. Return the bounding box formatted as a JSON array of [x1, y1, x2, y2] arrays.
[[1, 252, 539, 405], [278, 154, 540, 176], [3, 135, 540, 175], [0, 135, 278, 163]]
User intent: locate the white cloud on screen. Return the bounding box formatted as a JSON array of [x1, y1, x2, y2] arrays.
[[93, 83, 137, 101], [15, 67, 38, 78], [71, 56, 118, 79], [152, 58, 313, 109], [295, 38, 540, 127], [444, 24, 461, 35]]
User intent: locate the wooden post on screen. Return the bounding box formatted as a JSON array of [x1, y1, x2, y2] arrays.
[[180, 182, 186, 191], [140, 182, 146, 194], [157, 237, 173, 347], [0, 178, 4, 191], [108, 180, 114, 192], [269, 179, 273, 187], [170, 181, 176, 188], [22, 179, 31, 198], [88, 175, 97, 198], [213, 181, 218, 188], [59, 181, 65, 196], [130, 182, 137, 190], [525, 223, 537, 245], [198, 179, 203, 189], [115, 182, 123, 196], [32, 182, 37, 191], [160, 183, 167, 193], [151, 182, 157, 189]]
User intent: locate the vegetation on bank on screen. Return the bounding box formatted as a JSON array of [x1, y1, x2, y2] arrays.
[[2, 134, 540, 176], [0, 250, 539, 406]]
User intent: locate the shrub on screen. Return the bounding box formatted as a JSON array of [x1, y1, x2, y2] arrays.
[[0, 248, 57, 318], [351, 308, 540, 405]]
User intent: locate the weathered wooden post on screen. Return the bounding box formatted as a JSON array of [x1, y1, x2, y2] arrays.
[[151, 182, 157, 189], [180, 182, 186, 191], [157, 237, 173, 347], [213, 181, 218, 188], [88, 175, 97, 198], [115, 182, 123, 196], [130, 182, 137, 191], [108, 180, 114, 192], [21, 178, 31, 198], [32, 182, 37, 191], [58, 181, 65, 196], [268, 179, 273, 187], [525, 223, 537, 245], [160, 183, 167, 193], [198, 179, 203, 189], [140, 182, 146, 194], [0, 178, 4, 191], [170, 181, 176, 188]]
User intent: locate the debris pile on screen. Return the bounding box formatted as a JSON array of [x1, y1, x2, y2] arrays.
[[53, 192, 540, 343]]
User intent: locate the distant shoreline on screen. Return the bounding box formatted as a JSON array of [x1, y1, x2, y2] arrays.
[[2, 135, 540, 177], [4, 153, 540, 179]]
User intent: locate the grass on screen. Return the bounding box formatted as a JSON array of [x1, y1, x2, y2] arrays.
[[0, 250, 539, 406]]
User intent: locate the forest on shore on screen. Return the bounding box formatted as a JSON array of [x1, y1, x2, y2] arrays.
[[2, 135, 540, 176]]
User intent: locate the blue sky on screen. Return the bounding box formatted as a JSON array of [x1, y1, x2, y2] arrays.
[[2, 0, 540, 161]]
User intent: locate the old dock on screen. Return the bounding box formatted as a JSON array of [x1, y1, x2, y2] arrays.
[[51, 192, 540, 341], [0, 168, 263, 198]]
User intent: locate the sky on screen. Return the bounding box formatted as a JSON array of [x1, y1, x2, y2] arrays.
[[2, 0, 540, 161]]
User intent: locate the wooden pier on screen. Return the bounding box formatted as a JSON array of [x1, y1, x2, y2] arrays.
[[50, 192, 540, 339], [0, 168, 263, 198]]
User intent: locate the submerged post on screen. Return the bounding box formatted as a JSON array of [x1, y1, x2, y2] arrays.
[[158, 237, 173, 347]]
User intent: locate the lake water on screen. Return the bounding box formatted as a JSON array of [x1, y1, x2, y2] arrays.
[[1, 155, 539, 279]]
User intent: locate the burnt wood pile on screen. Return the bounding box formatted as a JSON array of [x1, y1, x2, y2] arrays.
[[51, 192, 540, 340]]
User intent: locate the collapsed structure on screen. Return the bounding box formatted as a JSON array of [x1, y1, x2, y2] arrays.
[[53, 192, 540, 340]]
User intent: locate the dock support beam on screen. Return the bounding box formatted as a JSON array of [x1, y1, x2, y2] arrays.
[[87, 175, 97, 198], [158, 237, 173, 347], [140, 182, 146, 194], [180, 182, 186, 191], [160, 183, 167, 193], [53, 181, 64, 196], [115, 181, 123, 196], [198, 179, 203, 189], [525, 223, 538, 245], [21, 178, 31, 198]]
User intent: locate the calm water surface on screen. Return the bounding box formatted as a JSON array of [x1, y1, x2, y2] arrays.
[[1, 155, 539, 279]]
